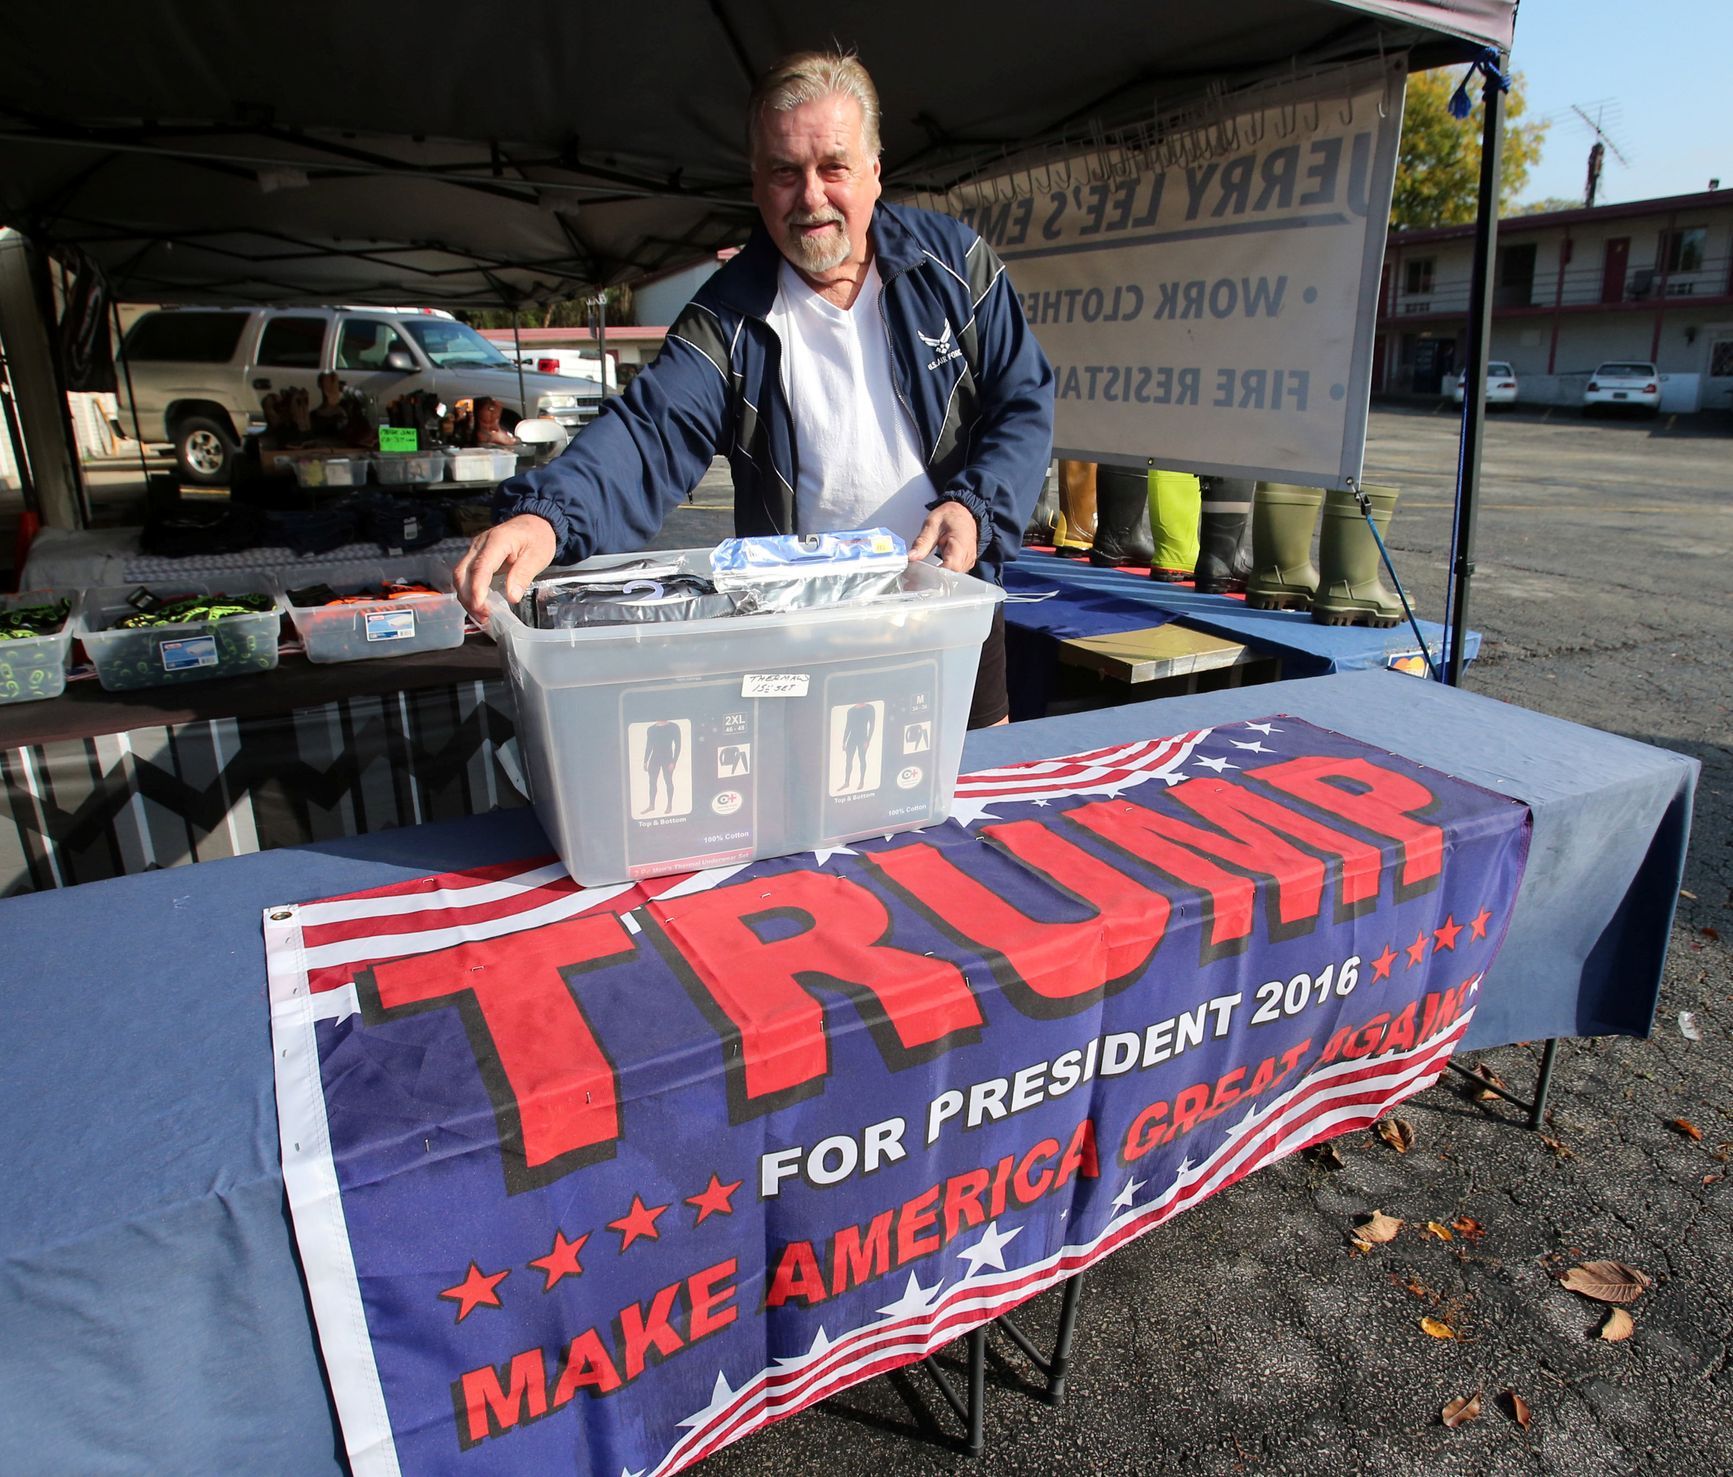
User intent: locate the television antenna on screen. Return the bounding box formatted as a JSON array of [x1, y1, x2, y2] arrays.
[[1568, 102, 1631, 207]]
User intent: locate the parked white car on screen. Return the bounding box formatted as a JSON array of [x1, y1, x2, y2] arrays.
[[1451, 361, 1519, 406], [1583, 361, 1661, 416], [115, 306, 603, 484]]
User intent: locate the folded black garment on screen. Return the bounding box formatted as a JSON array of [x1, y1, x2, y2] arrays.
[[354, 494, 447, 552], [140, 502, 267, 558], [263, 501, 361, 557]]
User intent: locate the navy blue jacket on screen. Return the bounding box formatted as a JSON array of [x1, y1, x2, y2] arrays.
[[494, 200, 1055, 582]]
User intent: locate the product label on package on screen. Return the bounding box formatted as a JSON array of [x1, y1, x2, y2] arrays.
[[621, 682, 759, 874], [159, 635, 219, 671], [377, 427, 419, 452], [743, 673, 810, 698], [365, 609, 417, 643]]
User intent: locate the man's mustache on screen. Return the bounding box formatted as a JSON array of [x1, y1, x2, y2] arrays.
[[787, 212, 844, 228]]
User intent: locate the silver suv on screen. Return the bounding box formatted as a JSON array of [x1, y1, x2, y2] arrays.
[[114, 306, 604, 484]]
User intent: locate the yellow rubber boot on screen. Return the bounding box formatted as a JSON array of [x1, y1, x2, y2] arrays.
[[1148, 469, 1200, 582]]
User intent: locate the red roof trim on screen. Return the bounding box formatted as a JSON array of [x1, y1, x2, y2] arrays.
[[1389, 187, 1732, 247]]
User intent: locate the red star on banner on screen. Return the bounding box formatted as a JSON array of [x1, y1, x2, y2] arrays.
[[1370, 945, 1397, 982], [1469, 909, 1492, 941], [609, 1194, 667, 1251], [1405, 931, 1429, 968], [686, 1173, 744, 1225], [528, 1229, 589, 1291], [1433, 915, 1463, 952], [440, 1261, 509, 1322]]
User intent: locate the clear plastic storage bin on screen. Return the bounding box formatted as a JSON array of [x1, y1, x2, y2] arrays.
[[447, 447, 518, 483], [76, 575, 284, 691], [278, 556, 465, 664], [289, 455, 370, 488], [489, 552, 1003, 885], [370, 450, 448, 485], [0, 590, 77, 704]]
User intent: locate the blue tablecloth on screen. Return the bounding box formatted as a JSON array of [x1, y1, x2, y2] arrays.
[[0, 672, 1693, 1471], [1004, 555, 1479, 676]]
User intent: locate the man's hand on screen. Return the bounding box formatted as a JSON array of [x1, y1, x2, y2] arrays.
[[908, 501, 980, 572], [453, 513, 558, 619]]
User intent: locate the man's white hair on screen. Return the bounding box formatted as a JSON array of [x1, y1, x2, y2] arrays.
[[747, 50, 882, 166]]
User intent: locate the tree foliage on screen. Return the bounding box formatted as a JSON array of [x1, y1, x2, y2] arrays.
[[1509, 196, 1582, 218], [1389, 68, 1546, 227], [462, 285, 635, 332]]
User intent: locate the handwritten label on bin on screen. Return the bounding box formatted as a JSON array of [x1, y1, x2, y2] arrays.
[[378, 427, 419, 452], [742, 673, 809, 698]]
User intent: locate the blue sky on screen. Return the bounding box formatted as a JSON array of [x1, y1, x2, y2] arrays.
[[1501, 0, 1731, 206]]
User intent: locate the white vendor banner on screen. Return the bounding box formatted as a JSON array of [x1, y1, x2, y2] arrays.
[[924, 58, 1407, 488]]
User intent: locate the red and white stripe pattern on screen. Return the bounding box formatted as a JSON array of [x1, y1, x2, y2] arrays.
[[277, 729, 1217, 1009], [646, 987, 1479, 1477], [953, 729, 1211, 804]]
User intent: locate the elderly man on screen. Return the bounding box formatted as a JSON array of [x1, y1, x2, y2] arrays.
[[454, 50, 1054, 726]]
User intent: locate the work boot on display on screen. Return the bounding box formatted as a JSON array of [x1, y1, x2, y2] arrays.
[[1024, 468, 1060, 547], [1194, 476, 1255, 594], [1245, 482, 1324, 610], [1312, 484, 1404, 627], [1089, 465, 1156, 567], [1148, 469, 1201, 582], [1054, 459, 1097, 558]]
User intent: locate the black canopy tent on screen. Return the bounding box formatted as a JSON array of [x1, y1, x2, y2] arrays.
[[0, 0, 1514, 677]]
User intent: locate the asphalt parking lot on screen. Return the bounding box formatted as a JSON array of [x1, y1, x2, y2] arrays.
[[686, 406, 1733, 1477]]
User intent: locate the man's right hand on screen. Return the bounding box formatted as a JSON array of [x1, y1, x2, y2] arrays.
[[453, 513, 558, 619]]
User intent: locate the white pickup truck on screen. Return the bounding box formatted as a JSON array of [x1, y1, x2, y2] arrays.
[[114, 305, 603, 484]]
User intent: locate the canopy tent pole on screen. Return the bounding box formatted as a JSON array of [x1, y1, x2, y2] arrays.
[[511, 310, 527, 416], [1443, 54, 1508, 686]]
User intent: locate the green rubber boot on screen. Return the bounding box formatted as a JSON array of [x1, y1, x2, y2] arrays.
[[1312, 484, 1404, 627], [1245, 482, 1323, 610], [1148, 469, 1200, 582]]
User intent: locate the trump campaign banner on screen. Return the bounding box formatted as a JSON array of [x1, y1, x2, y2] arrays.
[[266, 716, 1528, 1475], [916, 56, 1407, 488]]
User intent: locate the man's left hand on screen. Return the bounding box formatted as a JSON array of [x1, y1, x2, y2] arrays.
[[908, 501, 980, 572]]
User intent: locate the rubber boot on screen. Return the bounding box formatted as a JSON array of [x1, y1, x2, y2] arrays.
[[1245, 482, 1323, 610], [1053, 459, 1096, 558], [1312, 484, 1404, 627], [1148, 469, 1200, 582], [1023, 467, 1060, 547], [1089, 465, 1155, 566], [1194, 476, 1255, 594]]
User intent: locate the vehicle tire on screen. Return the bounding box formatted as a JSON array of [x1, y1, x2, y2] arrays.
[[174, 415, 238, 485]]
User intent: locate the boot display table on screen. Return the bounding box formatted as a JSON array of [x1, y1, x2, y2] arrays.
[[0, 673, 1694, 1470]]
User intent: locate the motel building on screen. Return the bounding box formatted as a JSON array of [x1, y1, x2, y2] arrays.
[[1375, 186, 1733, 414]]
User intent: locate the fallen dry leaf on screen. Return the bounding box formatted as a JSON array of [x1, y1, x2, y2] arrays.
[[1704, 926, 1722, 942], [1420, 1316, 1457, 1340], [1349, 1237, 1374, 1254], [1678, 1011, 1703, 1041], [1599, 1307, 1635, 1341], [1397, 1274, 1432, 1298], [1452, 1216, 1487, 1242], [1540, 1134, 1575, 1160], [1704, 1173, 1723, 1187], [1500, 1390, 1532, 1429], [1307, 1141, 1346, 1170], [1672, 1118, 1705, 1141], [1359, 1210, 1404, 1244], [1423, 1221, 1455, 1241], [1680, 887, 1697, 901], [1377, 1117, 1416, 1154], [1559, 1260, 1652, 1304], [1442, 1392, 1482, 1427], [1465, 1063, 1509, 1101]]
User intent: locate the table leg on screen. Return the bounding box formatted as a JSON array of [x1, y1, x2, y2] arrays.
[[1446, 1037, 1560, 1129], [993, 1272, 1086, 1404]]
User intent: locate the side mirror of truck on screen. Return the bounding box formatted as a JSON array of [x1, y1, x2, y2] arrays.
[[384, 349, 417, 373]]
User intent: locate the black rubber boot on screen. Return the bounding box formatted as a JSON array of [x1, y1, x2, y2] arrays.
[[1089, 465, 1155, 567], [1054, 459, 1096, 558], [1024, 468, 1060, 547], [1194, 476, 1254, 594]]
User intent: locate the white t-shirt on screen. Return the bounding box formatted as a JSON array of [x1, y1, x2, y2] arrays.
[[765, 257, 934, 542]]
